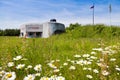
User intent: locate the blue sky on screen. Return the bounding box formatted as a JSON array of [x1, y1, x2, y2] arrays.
[[0, 0, 120, 29]]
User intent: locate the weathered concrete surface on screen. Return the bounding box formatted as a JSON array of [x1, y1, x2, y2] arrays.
[[20, 20, 65, 38]]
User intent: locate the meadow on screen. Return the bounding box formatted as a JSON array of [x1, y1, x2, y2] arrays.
[[0, 24, 120, 80]]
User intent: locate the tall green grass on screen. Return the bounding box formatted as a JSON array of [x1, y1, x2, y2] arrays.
[[0, 24, 120, 80]]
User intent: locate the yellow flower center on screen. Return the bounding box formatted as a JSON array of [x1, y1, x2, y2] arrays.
[[46, 78, 49, 80], [6, 73, 12, 78], [28, 76, 32, 80]]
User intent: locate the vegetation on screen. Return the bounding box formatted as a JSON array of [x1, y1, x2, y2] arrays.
[[0, 24, 120, 80], [66, 23, 120, 38], [0, 29, 20, 36]]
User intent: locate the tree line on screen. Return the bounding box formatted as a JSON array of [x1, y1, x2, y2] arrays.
[[0, 29, 20, 36]]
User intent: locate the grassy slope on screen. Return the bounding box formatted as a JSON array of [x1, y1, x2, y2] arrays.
[[0, 24, 120, 80]]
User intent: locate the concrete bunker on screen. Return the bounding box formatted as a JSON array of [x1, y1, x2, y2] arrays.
[[20, 19, 65, 38]]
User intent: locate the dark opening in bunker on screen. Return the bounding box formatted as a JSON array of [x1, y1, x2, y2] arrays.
[[54, 30, 65, 35]]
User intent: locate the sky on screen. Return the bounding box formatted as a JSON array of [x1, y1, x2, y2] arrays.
[[0, 0, 120, 29]]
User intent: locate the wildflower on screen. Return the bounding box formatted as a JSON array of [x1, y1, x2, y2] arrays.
[[40, 77, 49, 80], [2, 72, 16, 80], [86, 75, 93, 79], [63, 63, 68, 66], [105, 47, 111, 51], [67, 59, 71, 62], [69, 66, 76, 70], [97, 63, 108, 68], [74, 54, 81, 58], [60, 66, 63, 69], [76, 61, 83, 65], [91, 51, 96, 55], [99, 59, 104, 62], [90, 56, 97, 60], [27, 65, 33, 69], [25, 65, 33, 70], [110, 58, 116, 61], [24, 74, 35, 80], [102, 70, 109, 76], [93, 69, 99, 73], [16, 64, 25, 69], [83, 60, 91, 65], [0, 67, 2, 70], [92, 48, 103, 52], [87, 68, 92, 71], [76, 59, 84, 65], [13, 55, 22, 61], [51, 60, 55, 63], [35, 73, 41, 77], [82, 54, 90, 58], [83, 67, 87, 70], [70, 60, 75, 64], [110, 50, 116, 54], [56, 76, 65, 80], [83, 67, 92, 71], [102, 51, 110, 54], [117, 73, 119, 75], [47, 63, 57, 69], [50, 75, 57, 79], [53, 69, 60, 73], [115, 67, 120, 71], [0, 70, 5, 77], [8, 62, 14, 67], [115, 65, 119, 68], [34, 64, 42, 72], [56, 59, 60, 62]]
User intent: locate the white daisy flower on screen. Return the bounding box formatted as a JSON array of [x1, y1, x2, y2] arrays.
[[40, 77, 49, 80], [24, 74, 35, 80], [74, 54, 81, 58], [25, 65, 33, 70], [110, 58, 116, 61], [102, 70, 109, 76], [16, 64, 25, 69], [93, 69, 99, 73], [53, 69, 60, 73], [56, 59, 60, 62], [27, 65, 33, 69], [115, 67, 120, 71], [82, 54, 90, 58], [47, 63, 57, 69], [2, 72, 16, 80], [51, 60, 55, 63], [35, 73, 41, 77], [117, 73, 119, 75], [83, 60, 91, 65], [92, 48, 103, 51], [0, 67, 2, 70], [90, 56, 97, 59], [56, 76, 65, 80], [91, 51, 96, 55], [8, 62, 14, 67], [63, 63, 68, 66], [0, 70, 5, 77], [83, 67, 87, 70], [69, 66, 76, 70], [87, 68, 92, 71], [86, 75, 93, 79], [71, 60, 75, 64], [13, 55, 22, 61], [67, 59, 71, 62], [34, 64, 42, 72]]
